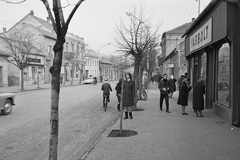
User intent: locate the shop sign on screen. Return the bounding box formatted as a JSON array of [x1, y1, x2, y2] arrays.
[[190, 18, 212, 52], [27, 58, 41, 63]]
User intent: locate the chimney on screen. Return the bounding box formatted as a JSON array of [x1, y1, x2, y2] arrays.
[[3, 27, 6, 33], [30, 10, 34, 15], [192, 18, 195, 23]]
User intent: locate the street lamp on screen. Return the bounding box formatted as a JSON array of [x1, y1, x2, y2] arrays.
[[126, 12, 144, 24], [97, 42, 111, 53]]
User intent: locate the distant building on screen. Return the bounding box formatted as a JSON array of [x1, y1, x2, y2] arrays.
[[0, 10, 85, 86], [159, 22, 191, 79]]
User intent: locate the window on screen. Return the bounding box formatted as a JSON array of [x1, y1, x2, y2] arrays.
[[216, 43, 230, 106], [66, 42, 69, 52], [47, 45, 52, 55], [200, 52, 207, 79], [71, 43, 74, 52]]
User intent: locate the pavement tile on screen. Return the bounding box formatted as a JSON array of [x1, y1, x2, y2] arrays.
[[83, 83, 240, 160]]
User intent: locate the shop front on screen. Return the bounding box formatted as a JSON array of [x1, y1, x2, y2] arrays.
[[183, 0, 240, 125]]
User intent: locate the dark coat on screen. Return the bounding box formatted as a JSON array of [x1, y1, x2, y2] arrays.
[[193, 82, 205, 110], [115, 80, 122, 95], [168, 78, 177, 92], [177, 83, 192, 106], [101, 82, 112, 95], [122, 80, 135, 106], [158, 79, 170, 94]]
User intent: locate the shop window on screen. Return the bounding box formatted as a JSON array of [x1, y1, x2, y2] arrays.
[[216, 43, 230, 106], [200, 52, 207, 80]]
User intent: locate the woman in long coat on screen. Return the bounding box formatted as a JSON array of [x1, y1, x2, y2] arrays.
[[122, 73, 135, 119], [168, 75, 177, 98], [193, 79, 205, 117], [177, 78, 192, 115]]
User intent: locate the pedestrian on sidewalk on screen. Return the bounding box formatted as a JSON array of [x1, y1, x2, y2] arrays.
[[115, 78, 123, 111], [101, 79, 112, 107], [122, 73, 135, 119], [193, 78, 205, 117], [168, 75, 177, 98], [158, 74, 170, 113], [177, 78, 192, 115]]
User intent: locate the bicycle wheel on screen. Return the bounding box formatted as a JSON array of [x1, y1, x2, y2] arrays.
[[141, 91, 148, 100], [104, 98, 108, 111]]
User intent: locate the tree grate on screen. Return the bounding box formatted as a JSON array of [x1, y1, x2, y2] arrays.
[[107, 129, 138, 137]]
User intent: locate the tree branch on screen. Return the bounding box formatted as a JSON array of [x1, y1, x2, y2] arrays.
[[65, 0, 84, 28], [41, 0, 57, 32]]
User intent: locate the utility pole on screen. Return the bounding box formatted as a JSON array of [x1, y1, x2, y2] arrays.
[[196, 0, 201, 15]]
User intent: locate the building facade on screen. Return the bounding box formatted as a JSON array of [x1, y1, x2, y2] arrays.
[[160, 23, 191, 79], [183, 0, 240, 125], [0, 10, 85, 86]]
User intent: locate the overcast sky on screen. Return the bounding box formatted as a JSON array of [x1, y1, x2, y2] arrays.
[[0, 0, 211, 54]]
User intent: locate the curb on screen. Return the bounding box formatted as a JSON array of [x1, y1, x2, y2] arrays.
[[80, 113, 120, 160], [64, 111, 120, 160]]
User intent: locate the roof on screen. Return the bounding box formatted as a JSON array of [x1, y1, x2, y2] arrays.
[[182, 0, 238, 37], [162, 22, 192, 38], [164, 48, 178, 62]]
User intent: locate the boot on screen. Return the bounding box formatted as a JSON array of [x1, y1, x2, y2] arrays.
[[124, 112, 128, 119], [129, 112, 133, 119]]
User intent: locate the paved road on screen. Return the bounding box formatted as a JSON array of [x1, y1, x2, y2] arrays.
[[0, 81, 119, 160]]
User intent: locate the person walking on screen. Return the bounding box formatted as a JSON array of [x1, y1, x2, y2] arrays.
[[101, 79, 112, 107], [193, 78, 205, 117], [177, 78, 192, 115], [115, 78, 123, 111], [168, 75, 177, 98], [158, 74, 170, 113], [122, 73, 135, 119]]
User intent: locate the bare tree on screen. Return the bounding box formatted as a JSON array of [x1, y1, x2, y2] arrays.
[[115, 5, 159, 110], [3, 0, 85, 159], [0, 31, 43, 90]]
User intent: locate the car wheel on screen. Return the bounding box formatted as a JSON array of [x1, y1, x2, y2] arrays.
[[2, 99, 12, 115]]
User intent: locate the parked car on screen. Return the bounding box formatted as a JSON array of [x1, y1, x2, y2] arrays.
[[0, 93, 15, 115], [83, 77, 94, 84]]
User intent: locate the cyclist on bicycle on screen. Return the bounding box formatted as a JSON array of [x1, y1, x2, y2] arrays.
[[101, 79, 112, 107]]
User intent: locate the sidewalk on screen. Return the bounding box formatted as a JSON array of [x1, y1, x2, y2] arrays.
[[0, 80, 82, 93], [82, 83, 240, 160]]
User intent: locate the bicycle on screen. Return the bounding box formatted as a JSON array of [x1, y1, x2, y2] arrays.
[[137, 87, 148, 101], [103, 93, 109, 111]]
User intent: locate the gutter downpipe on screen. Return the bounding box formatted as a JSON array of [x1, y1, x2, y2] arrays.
[[233, 0, 240, 126]]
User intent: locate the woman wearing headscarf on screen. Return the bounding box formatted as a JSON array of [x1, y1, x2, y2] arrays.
[[122, 73, 135, 119], [193, 78, 206, 117], [168, 75, 177, 98], [177, 78, 192, 115]]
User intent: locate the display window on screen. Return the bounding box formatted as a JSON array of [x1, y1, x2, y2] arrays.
[[216, 43, 230, 106]]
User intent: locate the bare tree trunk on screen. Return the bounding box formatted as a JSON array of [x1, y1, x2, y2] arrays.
[[49, 38, 64, 160], [71, 65, 75, 85], [139, 66, 144, 99], [79, 69, 83, 84], [20, 68, 24, 90], [133, 58, 141, 110]]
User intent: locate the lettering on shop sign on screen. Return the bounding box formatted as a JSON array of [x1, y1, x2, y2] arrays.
[[190, 18, 212, 52]]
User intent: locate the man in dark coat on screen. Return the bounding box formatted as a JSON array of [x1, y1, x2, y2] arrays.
[[177, 78, 192, 115], [115, 78, 123, 111], [101, 79, 112, 106], [193, 78, 205, 117], [158, 74, 170, 113]]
